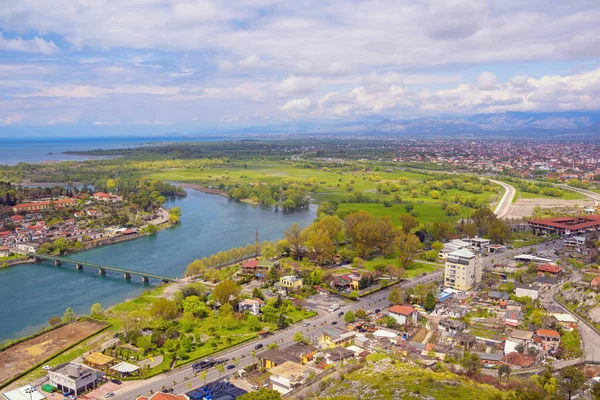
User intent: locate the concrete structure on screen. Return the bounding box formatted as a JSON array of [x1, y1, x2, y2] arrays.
[[2, 385, 46, 400], [564, 236, 586, 249], [528, 215, 600, 236], [238, 298, 265, 315], [552, 313, 578, 331], [444, 249, 482, 290], [387, 305, 418, 325], [536, 329, 561, 352], [0, 245, 11, 258], [279, 275, 303, 291], [269, 361, 317, 395], [439, 319, 466, 336], [48, 363, 102, 396], [515, 283, 540, 300], [12, 199, 76, 213]]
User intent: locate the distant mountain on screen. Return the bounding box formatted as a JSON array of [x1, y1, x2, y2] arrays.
[[316, 111, 600, 137]]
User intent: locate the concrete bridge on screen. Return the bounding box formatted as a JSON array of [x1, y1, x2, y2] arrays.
[[30, 253, 178, 283]]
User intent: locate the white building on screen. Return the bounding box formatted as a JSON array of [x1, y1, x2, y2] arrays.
[[387, 305, 418, 325], [444, 249, 482, 291], [515, 283, 540, 300], [48, 363, 102, 396], [238, 298, 265, 315], [269, 361, 317, 395]]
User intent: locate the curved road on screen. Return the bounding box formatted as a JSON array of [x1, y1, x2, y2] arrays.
[[490, 179, 516, 218], [555, 184, 600, 202]]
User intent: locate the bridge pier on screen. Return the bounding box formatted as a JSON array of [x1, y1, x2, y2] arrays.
[[98, 268, 106, 276], [54, 260, 61, 266], [141, 276, 149, 283], [76, 264, 83, 270], [161, 279, 170, 284], [123, 273, 131, 280]]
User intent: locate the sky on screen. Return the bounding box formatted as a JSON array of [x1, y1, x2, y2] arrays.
[[1, 0, 600, 136]]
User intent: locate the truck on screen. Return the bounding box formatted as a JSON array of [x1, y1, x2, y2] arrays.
[[329, 303, 340, 312]]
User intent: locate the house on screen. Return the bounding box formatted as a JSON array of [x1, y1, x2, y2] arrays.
[[12, 199, 76, 213], [503, 352, 536, 368], [0, 245, 11, 258], [469, 237, 491, 249], [86, 209, 99, 217], [269, 361, 318, 395], [536, 329, 561, 351], [74, 211, 85, 218], [241, 259, 259, 273], [238, 298, 265, 315], [536, 264, 563, 277], [137, 392, 188, 400], [504, 310, 525, 327], [93, 192, 122, 202], [444, 249, 482, 290], [258, 349, 291, 369], [324, 347, 355, 364], [284, 342, 318, 364], [592, 276, 600, 289], [16, 243, 38, 254], [2, 385, 46, 400], [48, 363, 103, 396], [388, 305, 418, 325], [321, 328, 356, 348], [439, 319, 466, 336], [488, 291, 510, 302], [279, 276, 303, 291], [552, 313, 578, 331], [515, 283, 540, 300], [505, 329, 534, 354]]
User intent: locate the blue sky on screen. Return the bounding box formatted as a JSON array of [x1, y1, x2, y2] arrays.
[[1, 0, 600, 136]]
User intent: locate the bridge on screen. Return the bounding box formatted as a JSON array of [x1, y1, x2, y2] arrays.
[[30, 253, 178, 283]]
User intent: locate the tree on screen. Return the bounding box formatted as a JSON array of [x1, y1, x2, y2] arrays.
[[277, 313, 288, 329], [557, 366, 586, 400], [143, 223, 158, 235], [293, 331, 306, 343], [212, 280, 241, 305], [200, 370, 208, 385], [90, 303, 104, 316], [285, 223, 304, 259], [344, 310, 356, 323], [252, 287, 265, 300], [488, 219, 512, 244], [424, 292, 435, 312], [62, 307, 76, 323], [216, 363, 225, 378], [355, 309, 367, 319], [136, 335, 153, 355], [304, 227, 335, 264], [237, 389, 282, 400], [460, 351, 480, 375], [398, 213, 418, 234], [498, 364, 511, 381], [388, 287, 406, 305], [261, 241, 278, 259], [183, 296, 207, 317], [396, 233, 421, 268], [591, 382, 600, 400], [48, 316, 61, 325], [150, 298, 178, 320]]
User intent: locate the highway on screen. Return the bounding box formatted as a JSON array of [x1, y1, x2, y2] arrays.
[[489, 179, 516, 218], [110, 271, 443, 400], [555, 184, 600, 202]]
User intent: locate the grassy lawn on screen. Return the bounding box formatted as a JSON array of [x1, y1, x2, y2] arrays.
[[335, 202, 470, 225], [0, 254, 26, 262], [362, 256, 442, 278], [512, 187, 585, 202]]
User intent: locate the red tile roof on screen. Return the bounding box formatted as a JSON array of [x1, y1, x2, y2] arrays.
[[529, 215, 600, 231], [242, 259, 259, 268], [503, 352, 536, 367], [388, 305, 415, 316], [136, 393, 187, 400], [536, 329, 560, 338], [537, 265, 563, 274]]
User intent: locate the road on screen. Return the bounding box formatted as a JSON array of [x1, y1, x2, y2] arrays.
[[110, 271, 443, 400], [555, 184, 600, 202], [489, 179, 516, 219]]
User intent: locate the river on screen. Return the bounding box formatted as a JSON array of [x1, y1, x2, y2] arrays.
[[0, 189, 316, 342]]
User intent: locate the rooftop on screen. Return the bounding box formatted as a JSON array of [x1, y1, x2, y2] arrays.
[[2, 385, 46, 400], [447, 248, 476, 259], [388, 305, 415, 316], [536, 329, 560, 338]]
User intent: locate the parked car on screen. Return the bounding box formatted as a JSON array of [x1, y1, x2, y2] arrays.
[[303, 322, 310, 327], [105, 393, 115, 398], [42, 365, 52, 370], [254, 343, 263, 350], [111, 379, 121, 385], [226, 364, 236, 370], [375, 308, 381, 313], [337, 311, 344, 317], [331, 321, 337, 325]]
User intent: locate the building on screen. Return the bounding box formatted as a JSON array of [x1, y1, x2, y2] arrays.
[[0, 245, 11, 258], [16, 243, 39, 254], [504, 329, 534, 354], [279, 276, 303, 291], [469, 237, 490, 249], [258, 343, 318, 369], [84, 352, 115, 369], [12, 199, 76, 213], [528, 215, 600, 236], [137, 392, 189, 400], [238, 298, 265, 315], [269, 361, 317, 395], [503, 352, 536, 368], [552, 313, 578, 331], [321, 328, 356, 348], [444, 249, 482, 290], [564, 236, 586, 249], [504, 310, 525, 327], [592, 276, 600, 289], [387, 305, 418, 325], [258, 349, 290, 369], [323, 347, 355, 364], [93, 192, 122, 202], [48, 363, 102, 396], [515, 283, 540, 300], [537, 264, 563, 277], [536, 329, 561, 351], [2, 385, 46, 400], [439, 319, 466, 336]]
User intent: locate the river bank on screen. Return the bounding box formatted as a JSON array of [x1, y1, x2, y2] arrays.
[[176, 183, 229, 198]]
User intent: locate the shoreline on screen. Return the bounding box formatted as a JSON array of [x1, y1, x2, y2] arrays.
[[176, 183, 229, 198]]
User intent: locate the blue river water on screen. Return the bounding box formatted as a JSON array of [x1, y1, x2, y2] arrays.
[[0, 190, 316, 342]]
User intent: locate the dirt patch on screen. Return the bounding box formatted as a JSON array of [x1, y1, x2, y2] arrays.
[[0, 321, 105, 386], [504, 198, 592, 219]]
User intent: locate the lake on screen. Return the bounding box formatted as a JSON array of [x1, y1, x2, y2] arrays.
[[0, 189, 316, 342]]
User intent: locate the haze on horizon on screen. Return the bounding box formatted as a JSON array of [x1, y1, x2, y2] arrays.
[[1, 0, 600, 136]]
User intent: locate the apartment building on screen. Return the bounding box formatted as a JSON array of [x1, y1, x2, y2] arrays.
[[444, 249, 482, 291]]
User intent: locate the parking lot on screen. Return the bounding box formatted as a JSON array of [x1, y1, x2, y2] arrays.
[[79, 382, 121, 400]]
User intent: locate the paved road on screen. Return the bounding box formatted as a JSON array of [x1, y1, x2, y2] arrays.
[[110, 271, 443, 400], [555, 184, 600, 202], [489, 179, 516, 219]]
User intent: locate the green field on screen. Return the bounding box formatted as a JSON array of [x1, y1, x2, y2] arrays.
[[336, 202, 470, 225], [514, 187, 585, 201]]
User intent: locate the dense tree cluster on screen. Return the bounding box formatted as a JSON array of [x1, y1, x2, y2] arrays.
[[185, 242, 264, 277], [228, 183, 309, 210]]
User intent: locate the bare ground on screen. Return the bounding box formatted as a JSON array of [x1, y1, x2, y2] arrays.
[[503, 198, 593, 219], [0, 321, 105, 385]]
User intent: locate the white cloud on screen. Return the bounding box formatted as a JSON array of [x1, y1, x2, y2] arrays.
[[477, 72, 497, 90], [281, 97, 314, 112], [0, 114, 23, 124], [0, 33, 58, 54]]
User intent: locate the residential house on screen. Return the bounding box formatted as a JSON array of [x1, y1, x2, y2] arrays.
[[323, 347, 355, 364], [240, 259, 259, 274], [321, 328, 356, 348], [84, 352, 115, 369], [387, 305, 418, 326], [0, 245, 11, 258], [470, 237, 491, 249], [536, 264, 563, 277], [536, 329, 561, 352], [16, 243, 38, 254], [444, 249, 482, 290], [269, 361, 318, 395], [592, 276, 600, 289], [504, 310, 525, 327], [284, 343, 318, 364], [93, 192, 122, 202], [258, 349, 291, 369], [439, 319, 466, 337], [12, 199, 76, 213], [552, 313, 578, 331], [137, 392, 188, 400], [505, 329, 534, 354], [488, 291, 510, 302], [238, 298, 265, 316], [503, 352, 536, 368], [279, 276, 303, 291], [48, 363, 103, 396], [515, 283, 540, 300]]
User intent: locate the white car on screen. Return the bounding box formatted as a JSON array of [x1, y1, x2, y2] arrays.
[[42, 365, 52, 370], [105, 393, 115, 398]]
